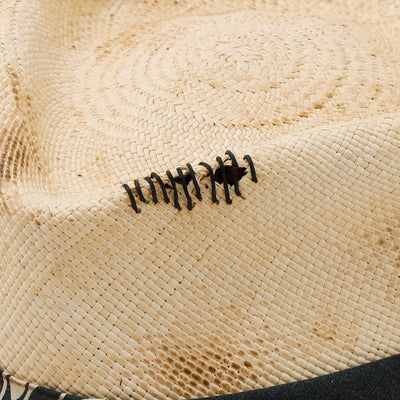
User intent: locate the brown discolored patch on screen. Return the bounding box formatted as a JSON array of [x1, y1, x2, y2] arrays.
[[139, 330, 263, 398], [0, 124, 35, 182], [202, 379, 210, 387], [1, 68, 45, 192], [231, 362, 241, 370], [192, 373, 202, 382], [195, 366, 204, 374], [313, 102, 324, 109], [378, 237, 386, 246]]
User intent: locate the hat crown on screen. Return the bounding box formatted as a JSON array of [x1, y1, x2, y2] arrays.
[[1, 1, 400, 400]]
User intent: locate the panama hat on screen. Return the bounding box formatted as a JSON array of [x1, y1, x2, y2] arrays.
[[1, 0, 400, 399]]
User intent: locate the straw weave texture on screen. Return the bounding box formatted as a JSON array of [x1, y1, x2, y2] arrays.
[[1, 1, 400, 399]]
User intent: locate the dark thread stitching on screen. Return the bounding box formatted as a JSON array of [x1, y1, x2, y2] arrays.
[[151, 172, 170, 204], [186, 163, 202, 200], [216, 156, 232, 204], [244, 154, 258, 182], [225, 150, 241, 196], [166, 169, 181, 210], [199, 161, 219, 204], [177, 167, 194, 210], [122, 183, 141, 213], [123, 151, 257, 213], [144, 176, 158, 204], [134, 179, 148, 203], [174, 171, 191, 185]]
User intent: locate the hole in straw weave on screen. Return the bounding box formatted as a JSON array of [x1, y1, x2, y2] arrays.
[[214, 166, 247, 186]]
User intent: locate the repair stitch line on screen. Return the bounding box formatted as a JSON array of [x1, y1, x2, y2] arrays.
[[122, 150, 257, 213]]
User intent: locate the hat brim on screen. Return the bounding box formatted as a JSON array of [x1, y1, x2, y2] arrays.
[[2, 355, 400, 400]]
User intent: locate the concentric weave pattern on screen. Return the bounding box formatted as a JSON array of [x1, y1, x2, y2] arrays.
[[0, 1, 400, 400]]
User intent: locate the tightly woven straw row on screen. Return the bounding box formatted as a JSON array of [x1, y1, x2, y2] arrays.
[[1, 1, 400, 399]]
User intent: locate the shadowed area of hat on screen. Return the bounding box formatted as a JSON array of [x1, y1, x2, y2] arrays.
[[0, 1, 400, 400]]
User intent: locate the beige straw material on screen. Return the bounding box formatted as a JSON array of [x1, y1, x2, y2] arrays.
[[1, 0, 400, 399]]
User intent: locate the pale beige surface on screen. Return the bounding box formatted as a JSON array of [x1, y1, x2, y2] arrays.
[[0, 1, 400, 399]]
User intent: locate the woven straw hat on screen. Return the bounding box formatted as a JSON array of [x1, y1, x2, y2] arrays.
[[1, 0, 400, 399]]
